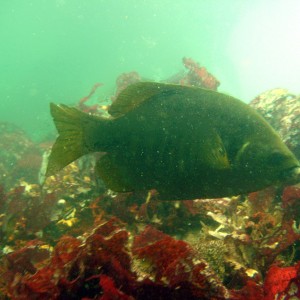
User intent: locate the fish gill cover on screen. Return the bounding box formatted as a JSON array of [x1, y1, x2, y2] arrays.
[[0, 58, 300, 300]]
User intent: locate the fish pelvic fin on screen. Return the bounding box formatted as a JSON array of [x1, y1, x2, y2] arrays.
[[46, 103, 108, 177]]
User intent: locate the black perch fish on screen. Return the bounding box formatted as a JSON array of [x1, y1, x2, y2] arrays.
[[46, 82, 300, 200]]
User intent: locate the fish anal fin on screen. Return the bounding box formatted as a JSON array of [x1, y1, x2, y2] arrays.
[[96, 154, 133, 192]]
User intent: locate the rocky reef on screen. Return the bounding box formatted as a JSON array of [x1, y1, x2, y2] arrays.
[[1, 58, 300, 300]]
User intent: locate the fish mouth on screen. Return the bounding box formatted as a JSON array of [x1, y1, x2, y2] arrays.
[[281, 166, 300, 185]]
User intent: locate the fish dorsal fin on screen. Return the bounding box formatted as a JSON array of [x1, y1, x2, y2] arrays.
[[109, 82, 189, 118]]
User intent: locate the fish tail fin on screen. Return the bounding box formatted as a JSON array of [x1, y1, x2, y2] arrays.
[[46, 103, 107, 177]]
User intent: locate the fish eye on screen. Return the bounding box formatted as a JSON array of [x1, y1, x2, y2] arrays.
[[268, 151, 286, 165]]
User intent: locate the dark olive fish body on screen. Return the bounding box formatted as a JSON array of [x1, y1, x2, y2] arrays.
[[46, 82, 300, 200]]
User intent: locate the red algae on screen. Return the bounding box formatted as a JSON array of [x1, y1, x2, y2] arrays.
[[1, 59, 300, 299], [99, 275, 133, 300], [181, 57, 220, 90], [263, 263, 300, 300], [78, 82, 103, 113], [132, 226, 229, 299]]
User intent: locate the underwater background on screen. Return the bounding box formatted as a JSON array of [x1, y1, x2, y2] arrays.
[[1, 0, 300, 141], [1, 1, 300, 299]]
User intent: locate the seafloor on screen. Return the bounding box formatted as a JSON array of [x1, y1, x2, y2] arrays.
[[1, 58, 300, 300]]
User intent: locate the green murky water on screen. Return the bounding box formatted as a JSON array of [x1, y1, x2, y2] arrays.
[[0, 0, 299, 140]]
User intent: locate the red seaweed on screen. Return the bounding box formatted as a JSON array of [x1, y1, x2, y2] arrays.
[[1, 60, 300, 299], [181, 57, 220, 90], [78, 83, 103, 113], [263, 263, 300, 300]]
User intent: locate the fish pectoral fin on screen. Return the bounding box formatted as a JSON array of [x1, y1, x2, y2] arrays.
[[96, 154, 133, 192], [234, 141, 251, 165]]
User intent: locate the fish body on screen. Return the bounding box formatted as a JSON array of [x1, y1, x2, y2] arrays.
[[46, 82, 300, 200]]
